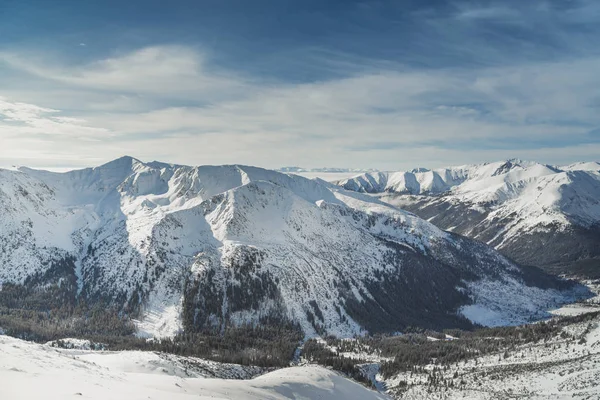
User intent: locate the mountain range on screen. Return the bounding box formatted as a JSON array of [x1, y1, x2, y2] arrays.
[[0, 157, 588, 338], [337, 159, 600, 277], [277, 167, 378, 173]]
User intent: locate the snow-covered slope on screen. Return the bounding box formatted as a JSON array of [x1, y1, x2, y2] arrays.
[[0, 335, 388, 400], [338, 160, 600, 275], [0, 157, 588, 338]]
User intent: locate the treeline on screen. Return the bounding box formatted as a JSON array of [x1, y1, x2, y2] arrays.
[[57, 321, 301, 368], [1, 309, 303, 368], [316, 311, 600, 379], [0, 306, 136, 342], [303, 339, 373, 386], [164, 322, 303, 367], [0, 278, 303, 368], [0, 280, 136, 342], [1, 314, 303, 368]]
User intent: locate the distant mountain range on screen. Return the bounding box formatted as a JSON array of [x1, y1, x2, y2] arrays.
[[277, 167, 378, 173], [0, 157, 588, 338], [336, 159, 600, 277]]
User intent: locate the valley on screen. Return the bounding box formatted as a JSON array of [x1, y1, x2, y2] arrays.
[[1, 157, 599, 399], [300, 283, 600, 399], [2, 279, 599, 399]]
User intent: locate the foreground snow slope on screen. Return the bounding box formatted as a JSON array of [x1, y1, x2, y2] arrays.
[[0, 157, 588, 337], [0, 335, 388, 400], [338, 159, 600, 273]]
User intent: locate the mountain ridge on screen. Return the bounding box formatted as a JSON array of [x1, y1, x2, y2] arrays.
[[0, 158, 589, 338], [336, 159, 600, 276]]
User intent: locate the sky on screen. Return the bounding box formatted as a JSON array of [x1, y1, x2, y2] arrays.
[[0, 0, 599, 171]]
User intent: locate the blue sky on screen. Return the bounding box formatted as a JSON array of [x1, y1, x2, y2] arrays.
[[1, 0, 599, 170]]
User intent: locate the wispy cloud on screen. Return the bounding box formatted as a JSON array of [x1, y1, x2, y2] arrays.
[[0, 46, 249, 101], [0, 96, 108, 137], [455, 6, 523, 22]]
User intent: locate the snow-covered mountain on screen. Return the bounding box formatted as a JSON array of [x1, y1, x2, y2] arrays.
[[0, 157, 587, 338], [337, 159, 600, 276]]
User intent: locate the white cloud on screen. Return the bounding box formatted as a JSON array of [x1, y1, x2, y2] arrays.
[[0, 96, 109, 138], [0, 46, 249, 100], [0, 97, 58, 120], [455, 6, 522, 22], [0, 45, 599, 170]]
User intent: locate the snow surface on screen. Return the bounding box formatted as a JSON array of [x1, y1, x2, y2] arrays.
[[561, 161, 600, 172], [458, 277, 587, 327], [0, 335, 388, 400]]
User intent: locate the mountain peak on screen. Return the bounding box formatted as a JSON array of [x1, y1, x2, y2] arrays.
[[410, 167, 431, 174], [97, 156, 144, 170], [492, 159, 526, 176]]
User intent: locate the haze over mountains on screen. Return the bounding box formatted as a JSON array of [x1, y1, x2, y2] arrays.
[[277, 167, 379, 173], [337, 160, 600, 277], [0, 157, 588, 338]]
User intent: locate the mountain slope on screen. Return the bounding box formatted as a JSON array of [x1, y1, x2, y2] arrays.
[[337, 159, 600, 276], [0, 157, 588, 338]]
